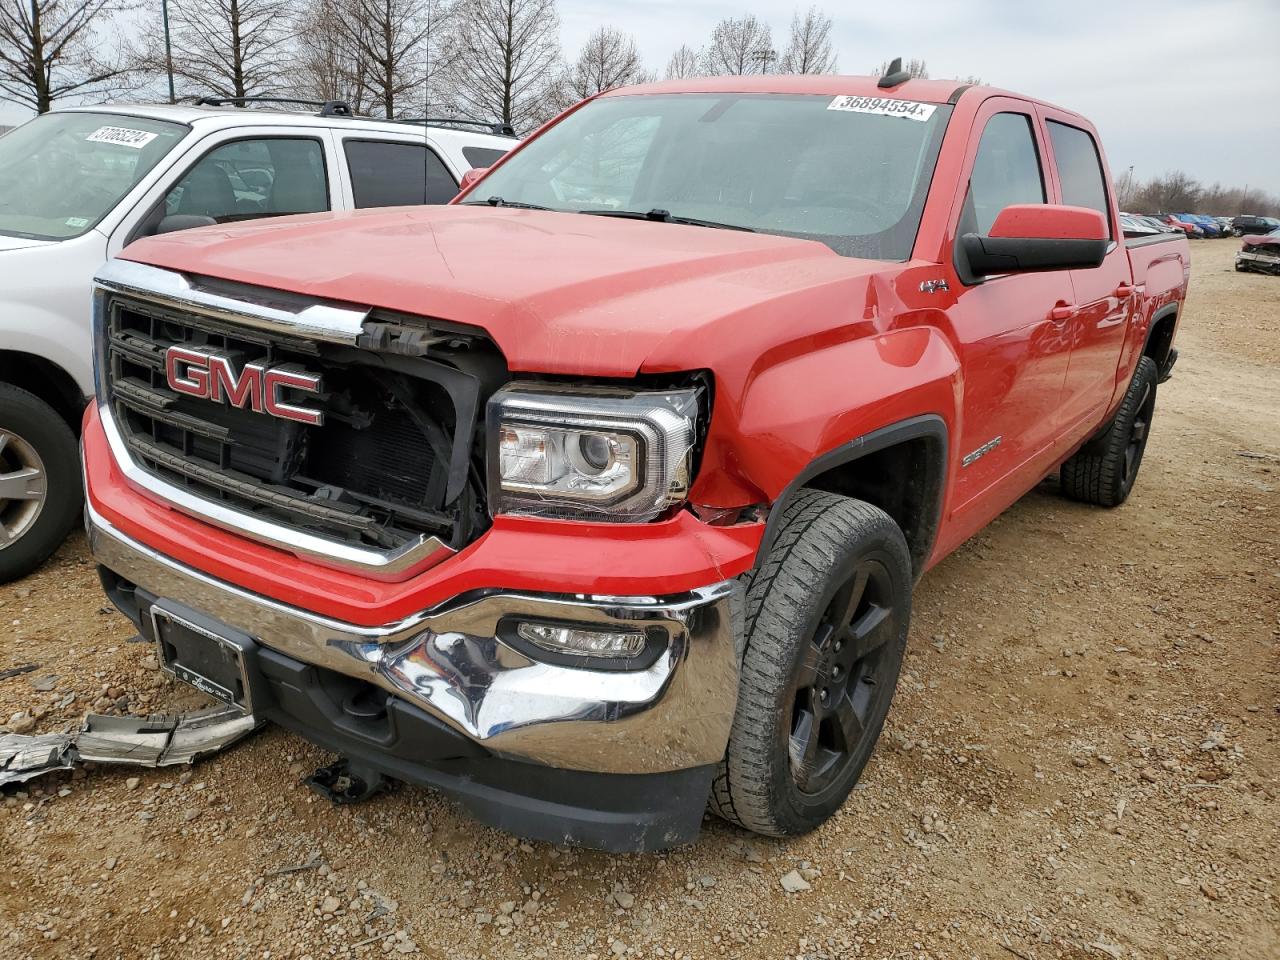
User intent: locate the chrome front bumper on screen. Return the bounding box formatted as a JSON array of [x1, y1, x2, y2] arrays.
[[87, 504, 743, 775]]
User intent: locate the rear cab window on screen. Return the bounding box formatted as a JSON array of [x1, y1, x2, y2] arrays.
[[343, 140, 458, 207], [1046, 120, 1113, 239]]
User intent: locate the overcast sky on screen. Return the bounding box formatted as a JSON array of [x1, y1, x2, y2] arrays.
[[3, 0, 1277, 196]]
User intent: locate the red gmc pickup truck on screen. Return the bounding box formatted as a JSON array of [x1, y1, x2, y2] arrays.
[[83, 72, 1189, 851]]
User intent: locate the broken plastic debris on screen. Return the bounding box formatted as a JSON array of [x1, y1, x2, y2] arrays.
[[0, 706, 260, 786]]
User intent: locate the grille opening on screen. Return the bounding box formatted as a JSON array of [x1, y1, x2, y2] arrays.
[[106, 296, 495, 553]]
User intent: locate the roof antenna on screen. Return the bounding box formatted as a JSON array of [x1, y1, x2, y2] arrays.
[[878, 56, 911, 89], [423, 2, 433, 204]]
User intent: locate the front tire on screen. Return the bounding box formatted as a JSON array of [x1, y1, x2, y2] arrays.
[[1060, 355, 1158, 508], [710, 490, 911, 837], [0, 384, 82, 582]]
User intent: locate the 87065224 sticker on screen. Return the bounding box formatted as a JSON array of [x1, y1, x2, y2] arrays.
[[85, 126, 159, 149], [827, 96, 937, 122]]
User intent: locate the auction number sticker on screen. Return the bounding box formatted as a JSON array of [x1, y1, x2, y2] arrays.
[[85, 126, 159, 149], [827, 96, 937, 122]]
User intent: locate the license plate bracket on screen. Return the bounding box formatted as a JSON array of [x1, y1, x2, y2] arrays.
[[150, 604, 255, 713]]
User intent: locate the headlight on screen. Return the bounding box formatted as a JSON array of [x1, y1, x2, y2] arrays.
[[487, 383, 701, 521]]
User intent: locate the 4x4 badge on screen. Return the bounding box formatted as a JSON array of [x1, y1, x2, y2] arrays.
[[165, 346, 325, 426]]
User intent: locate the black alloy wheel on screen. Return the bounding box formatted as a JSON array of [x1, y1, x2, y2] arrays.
[[709, 490, 912, 837], [787, 556, 900, 800]]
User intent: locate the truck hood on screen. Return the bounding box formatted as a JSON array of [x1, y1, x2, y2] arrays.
[[120, 206, 887, 376]]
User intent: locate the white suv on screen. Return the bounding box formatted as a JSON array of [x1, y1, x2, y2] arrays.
[[0, 99, 514, 580]]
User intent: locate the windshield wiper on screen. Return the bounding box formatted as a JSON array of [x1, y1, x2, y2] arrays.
[[578, 208, 755, 232], [460, 196, 553, 211]]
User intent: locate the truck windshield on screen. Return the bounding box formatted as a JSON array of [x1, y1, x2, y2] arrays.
[[469, 93, 952, 261], [0, 112, 186, 241]]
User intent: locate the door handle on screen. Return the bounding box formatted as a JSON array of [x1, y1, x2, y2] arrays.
[[1049, 303, 1075, 323], [1114, 283, 1134, 299]]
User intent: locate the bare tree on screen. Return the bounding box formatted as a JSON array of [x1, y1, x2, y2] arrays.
[[0, 0, 136, 113], [702, 14, 773, 76], [873, 57, 928, 79], [1133, 170, 1203, 214], [446, 0, 562, 132], [344, 0, 450, 117], [562, 25, 646, 101], [292, 0, 372, 111], [779, 6, 835, 75], [664, 43, 700, 80], [161, 0, 297, 99]]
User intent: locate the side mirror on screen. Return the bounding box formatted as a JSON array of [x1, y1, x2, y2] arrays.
[[960, 204, 1108, 278], [458, 167, 489, 193], [155, 214, 218, 235]]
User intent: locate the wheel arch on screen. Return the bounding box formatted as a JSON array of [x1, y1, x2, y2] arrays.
[[0, 351, 88, 434], [756, 415, 948, 581], [1142, 303, 1179, 370]]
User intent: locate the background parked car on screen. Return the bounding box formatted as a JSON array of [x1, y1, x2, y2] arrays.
[[1231, 214, 1280, 236], [1120, 212, 1165, 238], [0, 99, 515, 582], [1127, 214, 1178, 234], [1180, 214, 1221, 237], [1160, 214, 1204, 238]]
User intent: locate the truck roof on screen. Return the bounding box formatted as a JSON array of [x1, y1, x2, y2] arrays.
[[57, 102, 516, 153], [603, 74, 1082, 121]]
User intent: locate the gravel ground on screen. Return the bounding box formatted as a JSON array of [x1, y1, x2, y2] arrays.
[[2, 238, 1277, 960]]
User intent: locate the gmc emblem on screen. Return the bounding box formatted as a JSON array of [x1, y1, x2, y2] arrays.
[[165, 346, 325, 426]]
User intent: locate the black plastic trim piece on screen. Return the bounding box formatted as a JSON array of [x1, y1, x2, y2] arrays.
[[947, 85, 972, 104], [1142, 303, 1180, 372], [960, 233, 1108, 275], [258, 648, 715, 852], [757, 414, 949, 580], [877, 57, 911, 89], [194, 96, 353, 117]]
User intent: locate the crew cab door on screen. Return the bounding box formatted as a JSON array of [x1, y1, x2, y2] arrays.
[[1038, 109, 1133, 443], [944, 101, 1076, 519]]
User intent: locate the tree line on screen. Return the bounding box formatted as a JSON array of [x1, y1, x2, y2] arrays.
[[0, 1, 843, 130], [1115, 168, 1279, 219]]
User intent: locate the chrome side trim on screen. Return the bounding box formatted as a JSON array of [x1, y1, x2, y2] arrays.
[[88, 503, 743, 774], [93, 259, 369, 344], [98, 405, 453, 580]]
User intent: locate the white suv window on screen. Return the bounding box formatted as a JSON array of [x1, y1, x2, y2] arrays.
[[164, 137, 329, 224]]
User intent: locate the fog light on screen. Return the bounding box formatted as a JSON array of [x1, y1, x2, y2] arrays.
[[516, 622, 647, 659]]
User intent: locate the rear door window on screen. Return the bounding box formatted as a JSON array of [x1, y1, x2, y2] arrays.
[[344, 140, 457, 207], [1047, 120, 1112, 238], [960, 112, 1045, 235]]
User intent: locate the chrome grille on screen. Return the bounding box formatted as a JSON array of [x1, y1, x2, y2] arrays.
[[104, 295, 456, 552]]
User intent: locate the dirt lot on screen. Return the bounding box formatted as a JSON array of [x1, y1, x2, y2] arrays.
[[2, 238, 1277, 960]]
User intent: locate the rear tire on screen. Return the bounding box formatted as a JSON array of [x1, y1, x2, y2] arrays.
[[0, 384, 82, 583], [1060, 356, 1158, 508], [710, 490, 911, 837]]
